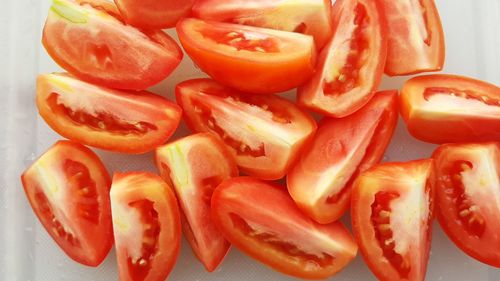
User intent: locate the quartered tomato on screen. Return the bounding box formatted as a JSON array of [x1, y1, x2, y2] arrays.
[[192, 0, 333, 49], [43, 0, 183, 90], [21, 140, 113, 266], [114, 0, 196, 29], [298, 0, 387, 118], [155, 133, 238, 271], [400, 74, 500, 144], [381, 0, 445, 76], [352, 159, 435, 281], [176, 18, 316, 94], [433, 143, 500, 268], [176, 79, 317, 180], [110, 172, 181, 281], [211, 177, 358, 280], [288, 90, 398, 224], [37, 73, 182, 154]]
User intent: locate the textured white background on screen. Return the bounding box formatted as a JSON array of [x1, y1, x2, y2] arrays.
[[1, 0, 499, 280]]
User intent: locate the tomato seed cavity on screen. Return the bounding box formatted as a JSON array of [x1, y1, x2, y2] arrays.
[[201, 27, 280, 53], [424, 87, 500, 107]]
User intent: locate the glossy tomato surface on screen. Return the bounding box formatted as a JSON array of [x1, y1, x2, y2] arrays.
[[176, 79, 317, 180], [352, 159, 435, 281], [288, 90, 398, 224], [192, 0, 333, 49], [43, 0, 183, 90], [37, 73, 182, 154], [400, 74, 500, 144], [381, 0, 445, 75], [298, 0, 387, 118], [433, 143, 500, 268], [212, 177, 358, 280], [115, 0, 196, 29], [155, 133, 238, 271], [176, 18, 316, 94], [110, 172, 181, 281], [21, 140, 113, 266]]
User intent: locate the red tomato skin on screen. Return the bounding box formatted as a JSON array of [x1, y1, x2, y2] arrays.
[[432, 143, 500, 268], [21, 140, 113, 267]]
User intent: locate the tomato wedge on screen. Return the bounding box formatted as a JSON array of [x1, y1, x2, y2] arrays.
[[298, 0, 387, 118], [176, 18, 316, 94], [155, 133, 238, 271], [381, 0, 445, 76], [21, 140, 113, 266], [43, 0, 183, 90], [114, 0, 196, 29], [192, 0, 333, 49], [288, 90, 398, 224], [212, 177, 358, 280], [400, 74, 500, 144], [352, 159, 435, 281], [37, 73, 182, 154], [110, 172, 181, 281], [176, 79, 317, 180], [433, 143, 500, 268]]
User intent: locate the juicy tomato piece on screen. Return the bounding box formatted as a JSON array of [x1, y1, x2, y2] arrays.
[[400, 74, 500, 144], [110, 172, 181, 281], [192, 0, 333, 49], [155, 133, 238, 271], [298, 0, 387, 118], [176, 18, 316, 94], [21, 140, 113, 266], [288, 90, 398, 224], [381, 0, 445, 76], [432, 143, 500, 268], [114, 0, 196, 29], [37, 73, 182, 154], [212, 177, 358, 279], [43, 0, 183, 90], [352, 159, 435, 281], [176, 79, 317, 180]]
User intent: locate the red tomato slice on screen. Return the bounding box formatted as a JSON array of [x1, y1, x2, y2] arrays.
[[114, 0, 196, 29], [21, 140, 113, 266], [400, 74, 500, 144], [37, 73, 182, 154], [192, 0, 333, 49], [432, 143, 500, 268], [298, 0, 387, 118], [352, 159, 435, 281], [176, 18, 317, 94], [288, 90, 398, 224], [110, 172, 181, 281], [155, 133, 238, 271], [211, 177, 358, 279], [381, 0, 445, 76], [43, 0, 183, 90], [176, 79, 317, 180]]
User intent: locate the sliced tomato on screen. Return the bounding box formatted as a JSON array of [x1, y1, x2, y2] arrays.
[[432, 143, 500, 268], [298, 0, 387, 118], [381, 0, 445, 76], [352, 159, 435, 281], [400, 74, 500, 144], [192, 0, 333, 49], [21, 140, 113, 266], [43, 0, 183, 90], [176, 79, 317, 180], [37, 73, 182, 154], [114, 0, 196, 29], [212, 177, 358, 279], [176, 18, 316, 94], [155, 133, 238, 271], [288, 90, 398, 224], [110, 172, 181, 281]]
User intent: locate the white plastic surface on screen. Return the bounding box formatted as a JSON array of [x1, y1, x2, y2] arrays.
[[1, 0, 499, 280]]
